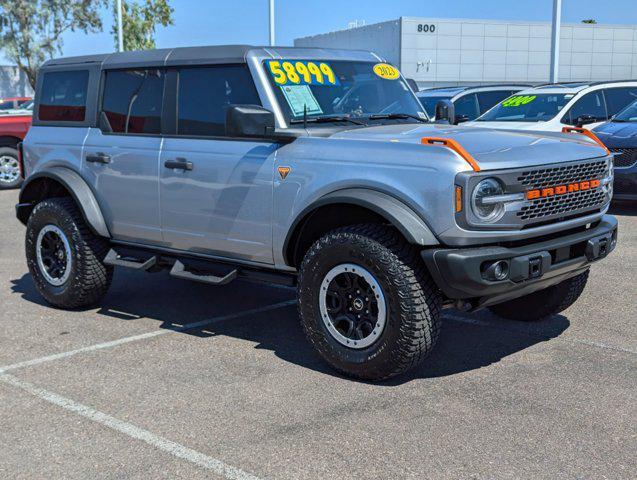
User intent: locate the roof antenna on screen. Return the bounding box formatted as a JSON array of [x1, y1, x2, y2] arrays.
[[303, 103, 308, 129]]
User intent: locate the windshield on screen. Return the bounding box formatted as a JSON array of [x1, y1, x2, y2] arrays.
[[614, 99, 637, 122], [416, 95, 451, 117], [477, 93, 572, 122], [263, 60, 427, 124]]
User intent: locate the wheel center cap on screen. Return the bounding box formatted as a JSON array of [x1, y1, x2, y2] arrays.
[[352, 298, 365, 311]]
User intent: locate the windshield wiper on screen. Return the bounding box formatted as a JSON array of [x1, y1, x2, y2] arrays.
[[368, 113, 428, 122], [290, 115, 367, 126]]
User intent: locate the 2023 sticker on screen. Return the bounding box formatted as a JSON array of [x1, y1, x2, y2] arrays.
[[373, 63, 400, 80], [266, 60, 340, 86]]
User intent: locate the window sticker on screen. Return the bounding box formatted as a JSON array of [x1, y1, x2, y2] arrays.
[[501, 95, 537, 107], [266, 60, 340, 86], [280, 85, 323, 117], [373, 63, 400, 80]]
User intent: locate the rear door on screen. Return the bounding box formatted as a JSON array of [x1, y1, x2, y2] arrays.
[[83, 68, 165, 243], [159, 64, 276, 264]]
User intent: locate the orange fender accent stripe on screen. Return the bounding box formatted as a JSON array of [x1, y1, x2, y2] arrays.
[[561, 126, 610, 155], [421, 137, 481, 172]]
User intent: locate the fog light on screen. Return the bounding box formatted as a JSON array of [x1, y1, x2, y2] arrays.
[[482, 260, 510, 281]]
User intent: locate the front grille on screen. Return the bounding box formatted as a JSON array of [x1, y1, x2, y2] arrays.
[[610, 148, 637, 168], [515, 159, 610, 224], [517, 160, 608, 188], [518, 188, 606, 221]]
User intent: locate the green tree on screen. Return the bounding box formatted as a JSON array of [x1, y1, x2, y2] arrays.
[[582, 19, 597, 24], [112, 0, 173, 51], [0, 0, 106, 89]]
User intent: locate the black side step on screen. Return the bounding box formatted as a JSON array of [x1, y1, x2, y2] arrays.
[[169, 260, 237, 285], [104, 249, 157, 271]]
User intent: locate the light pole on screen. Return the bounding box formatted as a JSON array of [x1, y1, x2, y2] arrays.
[[549, 0, 561, 83], [117, 0, 124, 52], [269, 0, 275, 46]]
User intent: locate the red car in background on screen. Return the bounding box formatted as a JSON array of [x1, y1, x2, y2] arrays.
[[0, 97, 32, 111], [0, 112, 31, 189]]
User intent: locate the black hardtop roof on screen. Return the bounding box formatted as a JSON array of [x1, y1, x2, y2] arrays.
[[41, 44, 381, 70]]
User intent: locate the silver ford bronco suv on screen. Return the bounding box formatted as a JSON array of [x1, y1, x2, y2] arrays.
[[17, 46, 617, 381]]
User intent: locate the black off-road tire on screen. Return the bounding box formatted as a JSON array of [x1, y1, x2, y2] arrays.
[[489, 270, 590, 322], [25, 197, 113, 309], [0, 147, 22, 190], [298, 224, 442, 381]]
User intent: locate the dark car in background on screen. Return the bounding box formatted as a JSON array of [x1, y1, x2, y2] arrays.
[[416, 85, 529, 124], [595, 100, 637, 201]]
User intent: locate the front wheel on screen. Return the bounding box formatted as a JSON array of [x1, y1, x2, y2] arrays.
[[0, 147, 22, 190], [298, 225, 442, 381], [25, 197, 113, 309], [489, 270, 590, 322]]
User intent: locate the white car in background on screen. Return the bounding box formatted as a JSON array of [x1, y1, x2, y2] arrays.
[[466, 81, 637, 132], [416, 85, 529, 124]]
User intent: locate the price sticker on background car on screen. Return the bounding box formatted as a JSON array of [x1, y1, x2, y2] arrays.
[[373, 63, 400, 80], [501, 95, 537, 107], [265, 60, 340, 86]]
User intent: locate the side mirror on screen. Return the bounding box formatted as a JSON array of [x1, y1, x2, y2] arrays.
[[455, 114, 470, 124], [576, 114, 596, 127], [434, 99, 455, 124], [405, 78, 419, 93], [226, 105, 275, 138]]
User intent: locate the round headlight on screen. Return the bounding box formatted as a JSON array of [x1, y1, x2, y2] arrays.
[[471, 178, 505, 222]]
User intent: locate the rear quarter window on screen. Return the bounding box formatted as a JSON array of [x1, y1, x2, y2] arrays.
[[39, 70, 89, 122]]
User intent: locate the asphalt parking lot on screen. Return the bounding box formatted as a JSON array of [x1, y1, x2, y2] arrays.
[[0, 188, 635, 480]]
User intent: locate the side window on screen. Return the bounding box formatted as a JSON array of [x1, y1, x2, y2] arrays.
[[39, 70, 89, 122], [604, 87, 637, 117], [101, 69, 165, 134], [476, 90, 512, 114], [453, 93, 480, 120], [561, 91, 607, 125], [177, 65, 261, 137]]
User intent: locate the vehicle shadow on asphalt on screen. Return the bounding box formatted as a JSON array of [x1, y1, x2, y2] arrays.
[[11, 272, 570, 385]]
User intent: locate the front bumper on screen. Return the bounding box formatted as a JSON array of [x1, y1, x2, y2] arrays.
[[422, 215, 618, 310]]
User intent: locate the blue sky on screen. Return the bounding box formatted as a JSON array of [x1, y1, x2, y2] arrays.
[[3, 0, 637, 63]]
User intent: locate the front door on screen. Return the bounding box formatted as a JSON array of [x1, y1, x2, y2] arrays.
[[83, 68, 165, 243], [159, 64, 276, 264]]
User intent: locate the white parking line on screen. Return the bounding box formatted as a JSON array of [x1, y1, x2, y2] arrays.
[[0, 373, 263, 480], [0, 300, 297, 374], [445, 314, 637, 355]]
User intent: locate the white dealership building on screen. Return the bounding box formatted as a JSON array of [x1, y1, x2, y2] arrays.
[[295, 17, 637, 87]]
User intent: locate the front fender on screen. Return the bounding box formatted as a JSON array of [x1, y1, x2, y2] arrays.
[[281, 188, 439, 266], [16, 167, 110, 238]]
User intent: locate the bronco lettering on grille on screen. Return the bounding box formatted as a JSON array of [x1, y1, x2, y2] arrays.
[[526, 179, 601, 200]]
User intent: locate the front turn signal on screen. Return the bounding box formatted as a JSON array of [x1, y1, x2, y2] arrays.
[[455, 186, 463, 213]]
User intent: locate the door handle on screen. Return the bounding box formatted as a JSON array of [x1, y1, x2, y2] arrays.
[[164, 158, 193, 171], [86, 153, 111, 164]]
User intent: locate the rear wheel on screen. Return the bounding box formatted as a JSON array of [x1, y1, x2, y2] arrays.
[[0, 147, 22, 190], [26, 197, 113, 309], [298, 224, 442, 381], [489, 270, 589, 322]]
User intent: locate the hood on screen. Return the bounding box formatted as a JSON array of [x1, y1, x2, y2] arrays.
[[329, 123, 607, 171], [463, 121, 553, 131], [594, 121, 637, 147]]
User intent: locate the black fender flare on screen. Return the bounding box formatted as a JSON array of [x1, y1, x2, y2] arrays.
[[16, 167, 110, 238], [284, 188, 439, 264]]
